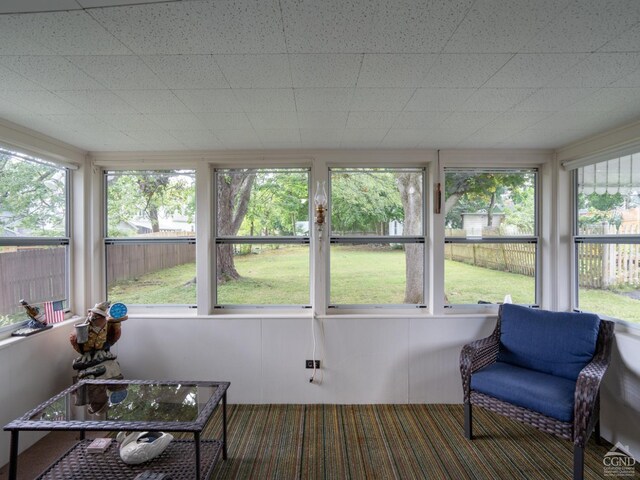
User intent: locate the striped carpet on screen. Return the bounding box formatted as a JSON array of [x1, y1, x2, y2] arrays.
[[196, 404, 624, 480]]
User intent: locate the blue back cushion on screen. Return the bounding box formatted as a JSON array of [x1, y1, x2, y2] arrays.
[[497, 304, 600, 381]]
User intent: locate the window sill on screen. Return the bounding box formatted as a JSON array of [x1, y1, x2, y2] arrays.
[[0, 316, 80, 351]]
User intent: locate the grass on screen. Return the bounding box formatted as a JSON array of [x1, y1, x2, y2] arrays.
[[106, 246, 640, 324]]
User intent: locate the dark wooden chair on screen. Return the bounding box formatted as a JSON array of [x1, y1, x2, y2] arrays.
[[460, 304, 614, 480]]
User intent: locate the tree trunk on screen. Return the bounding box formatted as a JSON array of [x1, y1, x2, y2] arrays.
[[149, 205, 160, 233], [396, 173, 423, 304], [216, 172, 255, 283], [487, 192, 496, 227]]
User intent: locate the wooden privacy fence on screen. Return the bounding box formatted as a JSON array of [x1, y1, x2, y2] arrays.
[[106, 242, 195, 284], [445, 243, 536, 277], [0, 247, 66, 316]]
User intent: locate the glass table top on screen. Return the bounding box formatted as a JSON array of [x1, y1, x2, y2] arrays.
[[10, 380, 228, 429]]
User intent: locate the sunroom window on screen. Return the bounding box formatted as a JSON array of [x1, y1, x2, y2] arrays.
[[0, 148, 69, 330], [214, 168, 310, 307], [444, 168, 538, 307], [104, 170, 196, 307], [573, 153, 640, 325], [328, 167, 426, 307]]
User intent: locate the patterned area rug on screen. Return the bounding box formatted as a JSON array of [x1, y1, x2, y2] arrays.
[[197, 404, 627, 480]]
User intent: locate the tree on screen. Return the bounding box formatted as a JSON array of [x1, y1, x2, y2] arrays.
[[396, 172, 423, 303], [0, 154, 66, 236]]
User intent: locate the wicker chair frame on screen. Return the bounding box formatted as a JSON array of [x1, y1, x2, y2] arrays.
[[460, 305, 614, 480]]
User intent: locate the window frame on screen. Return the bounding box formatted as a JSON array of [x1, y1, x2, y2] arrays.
[[443, 167, 540, 311], [0, 148, 71, 333], [327, 166, 428, 310], [103, 169, 197, 311], [212, 167, 312, 310]]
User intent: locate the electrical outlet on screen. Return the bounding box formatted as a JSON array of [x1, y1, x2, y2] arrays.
[[305, 360, 320, 369]]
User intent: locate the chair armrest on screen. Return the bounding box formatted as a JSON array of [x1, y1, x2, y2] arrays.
[[573, 357, 611, 447], [460, 333, 500, 402]]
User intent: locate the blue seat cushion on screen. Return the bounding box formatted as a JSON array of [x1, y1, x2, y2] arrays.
[[471, 362, 576, 422], [497, 304, 600, 381]]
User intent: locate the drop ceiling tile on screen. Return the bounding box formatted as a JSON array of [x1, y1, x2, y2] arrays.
[[166, 130, 222, 149], [422, 54, 512, 88], [340, 129, 388, 147], [234, 89, 295, 112], [281, 0, 376, 53], [404, 88, 475, 111], [537, 110, 627, 133], [91, 1, 286, 54], [512, 87, 598, 111], [20, 11, 131, 55], [173, 89, 243, 113], [247, 112, 299, 129], [484, 54, 590, 88], [549, 53, 640, 87], [563, 88, 640, 112], [523, 0, 640, 53], [297, 112, 348, 129], [460, 88, 536, 112], [350, 88, 414, 112], [255, 128, 300, 143], [125, 130, 185, 150], [0, 90, 82, 114], [394, 111, 451, 129], [143, 113, 204, 131], [0, 1, 79, 13], [439, 112, 501, 134], [196, 112, 253, 130], [71, 130, 142, 151], [38, 113, 112, 132], [294, 88, 354, 112], [141, 55, 229, 89], [67, 55, 166, 90], [290, 55, 362, 88], [0, 65, 44, 91], [78, 1, 178, 7], [600, 23, 640, 52], [54, 90, 138, 114], [381, 129, 427, 148], [611, 67, 640, 87], [299, 128, 344, 145], [114, 90, 190, 113], [0, 16, 53, 54], [93, 113, 166, 131], [0, 56, 104, 90], [357, 54, 437, 88], [215, 55, 290, 88], [346, 111, 398, 129], [480, 111, 552, 133], [215, 129, 262, 147], [444, 0, 571, 53]]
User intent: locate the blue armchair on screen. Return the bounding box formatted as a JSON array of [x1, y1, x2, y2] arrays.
[[460, 304, 614, 480]]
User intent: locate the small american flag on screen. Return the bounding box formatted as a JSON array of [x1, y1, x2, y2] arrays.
[[44, 300, 65, 324]]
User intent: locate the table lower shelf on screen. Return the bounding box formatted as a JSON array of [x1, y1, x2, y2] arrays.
[[36, 438, 222, 480]]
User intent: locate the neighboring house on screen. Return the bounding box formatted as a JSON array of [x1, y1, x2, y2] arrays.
[[462, 212, 504, 237]]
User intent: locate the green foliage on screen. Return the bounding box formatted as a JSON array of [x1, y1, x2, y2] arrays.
[[0, 153, 66, 236], [107, 171, 195, 237], [331, 170, 404, 234], [577, 192, 625, 229]]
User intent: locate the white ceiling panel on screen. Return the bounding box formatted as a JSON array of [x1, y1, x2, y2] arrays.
[[54, 90, 138, 114], [143, 113, 204, 131], [299, 129, 344, 145], [422, 54, 512, 88], [141, 55, 230, 89], [564, 88, 640, 112], [405, 88, 475, 111], [346, 111, 398, 129], [394, 111, 452, 129], [67, 55, 166, 90], [167, 129, 222, 149], [294, 88, 354, 112], [234, 89, 296, 112], [350, 88, 414, 112], [124, 130, 184, 150], [513, 88, 598, 111], [256, 129, 300, 143], [173, 90, 244, 113], [0, 65, 44, 91], [114, 90, 190, 114], [340, 129, 388, 147], [549, 53, 640, 87], [247, 112, 299, 130], [611, 68, 640, 88], [444, 0, 571, 53], [214, 129, 262, 148], [0, 16, 53, 55], [290, 55, 362, 88], [439, 112, 501, 134], [381, 129, 428, 148], [196, 112, 253, 130], [599, 23, 640, 52], [0, 1, 79, 14], [215, 54, 290, 89], [93, 113, 166, 132], [0, 56, 104, 90], [0, 90, 81, 114], [297, 112, 348, 129], [357, 54, 437, 88], [484, 54, 590, 88], [523, 0, 640, 53], [460, 88, 537, 112]]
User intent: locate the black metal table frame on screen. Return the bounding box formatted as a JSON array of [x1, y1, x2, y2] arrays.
[[4, 379, 229, 480]]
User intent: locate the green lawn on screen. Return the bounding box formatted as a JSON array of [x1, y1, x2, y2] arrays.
[[107, 246, 640, 324]]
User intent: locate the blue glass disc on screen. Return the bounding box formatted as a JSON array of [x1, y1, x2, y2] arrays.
[[109, 302, 127, 319]]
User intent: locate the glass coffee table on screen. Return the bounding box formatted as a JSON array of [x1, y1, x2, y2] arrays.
[[4, 379, 229, 480]]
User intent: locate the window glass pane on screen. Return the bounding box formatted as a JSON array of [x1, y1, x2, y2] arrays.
[[445, 170, 536, 238], [216, 169, 309, 237], [330, 243, 424, 305], [0, 149, 67, 237], [106, 170, 195, 238], [577, 154, 640, 236], [216, 244, 309, 305], [106, 243, 196, 305], [577, 243, 640, 324], [330, 168, 423, 236], [445, 243, 536, 305], [0, 245, 68, 328]]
